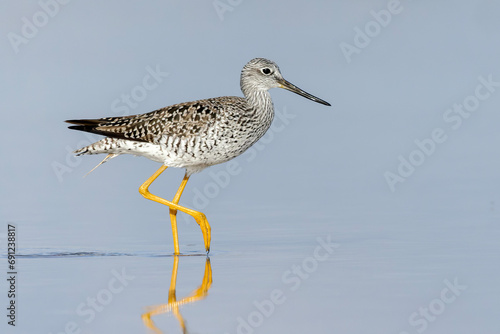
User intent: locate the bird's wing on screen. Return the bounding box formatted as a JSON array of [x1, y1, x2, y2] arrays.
[[66, 97, 245, 143]]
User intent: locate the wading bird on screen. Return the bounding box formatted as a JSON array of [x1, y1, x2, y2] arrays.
[[66, 58, 331, 255]]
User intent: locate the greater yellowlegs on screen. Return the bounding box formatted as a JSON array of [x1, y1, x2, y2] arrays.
[[66, 58, 331, 254]]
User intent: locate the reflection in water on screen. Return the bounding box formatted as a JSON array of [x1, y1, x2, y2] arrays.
[[142, 256, 212, 333]]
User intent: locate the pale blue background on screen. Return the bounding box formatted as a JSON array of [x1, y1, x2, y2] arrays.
[[1, 1, 499, 333]]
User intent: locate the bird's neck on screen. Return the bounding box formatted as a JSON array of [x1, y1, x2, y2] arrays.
[[244, 89, 274, 116]]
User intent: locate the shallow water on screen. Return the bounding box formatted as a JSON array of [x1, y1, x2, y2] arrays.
[[2, 0, 500, 333], [2, 204, 499, 334]]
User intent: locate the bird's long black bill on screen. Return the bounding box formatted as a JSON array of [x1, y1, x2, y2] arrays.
[[279, 79, 331, 106]]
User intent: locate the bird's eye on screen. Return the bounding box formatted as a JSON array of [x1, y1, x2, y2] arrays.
[[261, 68, 272, 75]]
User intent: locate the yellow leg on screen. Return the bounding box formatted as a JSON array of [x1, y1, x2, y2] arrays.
[[139, 165, 212, 254], [168, 174, 190, 255]]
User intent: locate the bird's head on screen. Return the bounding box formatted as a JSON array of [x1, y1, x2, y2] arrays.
[[240, 58, 331, 106]]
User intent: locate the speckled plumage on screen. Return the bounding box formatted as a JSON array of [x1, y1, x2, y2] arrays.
[[67, 58, 330, 176]]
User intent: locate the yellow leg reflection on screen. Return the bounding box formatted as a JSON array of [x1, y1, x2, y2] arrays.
[[142, 256, 212, 333], [138, 165, 212, 254]]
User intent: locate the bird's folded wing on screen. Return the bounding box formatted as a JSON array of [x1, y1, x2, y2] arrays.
[[65, 98, 243, 143]]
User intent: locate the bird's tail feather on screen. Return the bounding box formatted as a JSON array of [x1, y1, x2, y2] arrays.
[[83, 153, 119, 177]]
